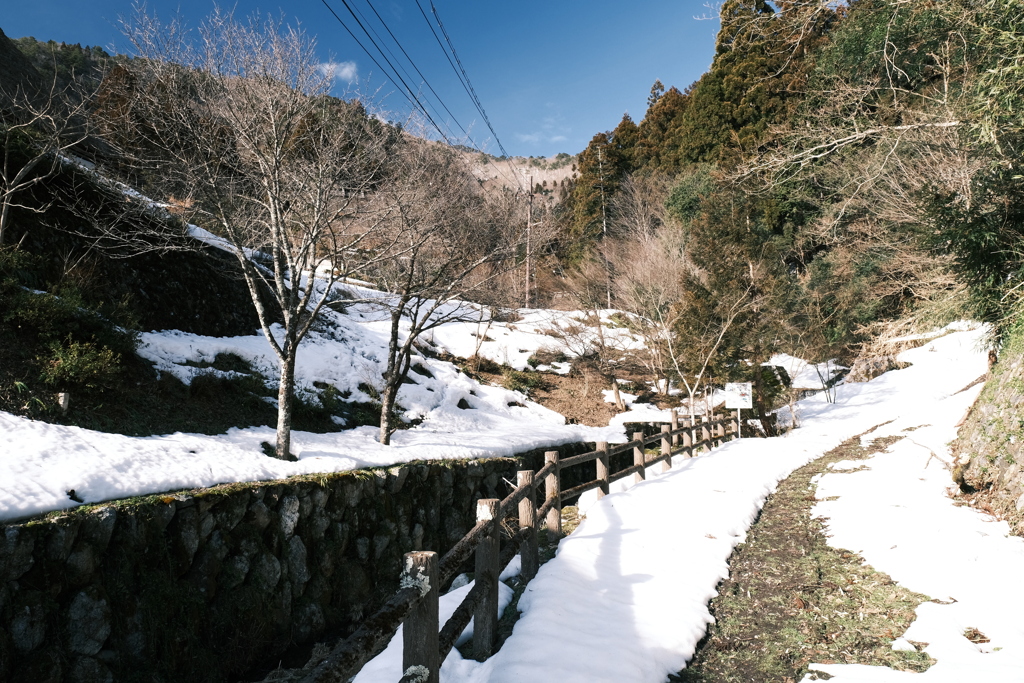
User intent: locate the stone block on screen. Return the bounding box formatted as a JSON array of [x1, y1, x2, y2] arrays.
[[0, 527, 35, 582], [249, 552, 281, 593], [278, 496, 300, 538], [66, 587, 111, 656], [10, 590, 47, 653], [285, 536, 310, 597], [46, 521, 79, 562], [68, 656, 113, 683], [245, 499, 271, 530]]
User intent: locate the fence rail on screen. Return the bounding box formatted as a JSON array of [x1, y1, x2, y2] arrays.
[[286, 410, 740, 683]]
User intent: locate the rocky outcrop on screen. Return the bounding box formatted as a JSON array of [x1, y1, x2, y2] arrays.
[[954, 326, 1024, 533]]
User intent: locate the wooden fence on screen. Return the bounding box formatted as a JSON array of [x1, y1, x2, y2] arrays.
[[290, 410, 740, 683]]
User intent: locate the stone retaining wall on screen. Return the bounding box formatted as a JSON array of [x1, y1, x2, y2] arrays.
[[955, 326, 1024, 534], [0, 458, 526, 683]]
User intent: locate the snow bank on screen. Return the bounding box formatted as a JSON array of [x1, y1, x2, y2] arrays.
[[767, 352, 845, 391], [802, 346, 1024, 681]]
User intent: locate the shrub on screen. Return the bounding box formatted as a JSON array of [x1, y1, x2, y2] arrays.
[[526, 349, 568, 367], [501, 368, 546, 395], [0, 247, 43, 290], [39, 337, 122, 390], [2, 287, 138, 356], [467, 354, 501, 373]]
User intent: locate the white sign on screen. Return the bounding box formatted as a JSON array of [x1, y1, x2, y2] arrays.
[[724, 382, 753, 409]]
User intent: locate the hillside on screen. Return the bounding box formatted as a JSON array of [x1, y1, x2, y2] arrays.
[[463, 151, 576, 198], [3, 7, 1024, 683], [955, 322, 1024, 535], [0, 153, 657, 522]]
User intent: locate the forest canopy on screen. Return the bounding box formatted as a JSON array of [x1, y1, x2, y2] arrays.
[[545, 0, 1024, 425]]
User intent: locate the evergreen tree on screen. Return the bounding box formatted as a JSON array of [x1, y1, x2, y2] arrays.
[[647, 79, 665, 109], [563, 125, 634, 261], [610, 112, 639, 171], [674, 183, 797, 433], [673, 0, 833, 166], [634, 85, 689, 173]]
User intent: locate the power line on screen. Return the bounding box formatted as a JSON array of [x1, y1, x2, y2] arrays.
[[318, 0, 452, 142], [356, 0, 477, 143], [319, 0, 524, 191], [412, 0, 522, 188], [426, 1, 509, 159]]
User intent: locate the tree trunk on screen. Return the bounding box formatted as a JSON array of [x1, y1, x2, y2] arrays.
[[0, 198, 10, 246], [379, 380, 399, 446], [379, 309, 406, 446], [606, 378, 622, 411], [752, 370, 777, 437], [275, 349, 297, 460]]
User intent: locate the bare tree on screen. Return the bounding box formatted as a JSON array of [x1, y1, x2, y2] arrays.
[[1, 79, 90, 245], [608, 234, 683, 396], [609, 173, 672, 241], [603, 174, 687, 394], [557, 253, 634, 409], [660, 265, 752, 422], [359, 140, 524, 445], [114, 7, 399, 459]]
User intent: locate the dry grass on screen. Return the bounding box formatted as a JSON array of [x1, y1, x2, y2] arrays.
[[673, 432, 935, 682]]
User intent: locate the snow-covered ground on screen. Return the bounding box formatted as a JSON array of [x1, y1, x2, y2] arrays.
[[3, 286, 1019, 682], [2, 167, 649, 521], [0, 288, 641, 522], [768, 352, 846, 391], [429, 306, 641, 373], [350, 322, 1024, 683]]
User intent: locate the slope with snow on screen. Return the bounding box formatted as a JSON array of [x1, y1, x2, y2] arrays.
[[0, 287, 638, 522]]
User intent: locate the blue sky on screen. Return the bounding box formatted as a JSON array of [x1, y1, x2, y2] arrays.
[[3, 1, 719, 157]]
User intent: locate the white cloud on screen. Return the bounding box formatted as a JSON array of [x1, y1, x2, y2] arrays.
[[516, 133, 542, 144], [318, 61, 358, 84], [514, 104, 573, 150], [515, 132, 568, 146]]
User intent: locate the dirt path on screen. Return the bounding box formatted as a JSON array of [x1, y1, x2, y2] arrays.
[[673, 432, 936, 683]]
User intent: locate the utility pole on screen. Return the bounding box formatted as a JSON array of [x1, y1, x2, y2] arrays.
[[597, 148, 608, 239], [525, 175, 533, 308], [597, 146, 611, 309]]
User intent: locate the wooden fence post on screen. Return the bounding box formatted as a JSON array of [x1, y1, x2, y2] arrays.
[[661, 424, 672, 472], [733, 410, 740, 440], [544, 451, 561, 539], [670, 409, 679, 448], [715, 417, 724, 448], [473, 499, 500, 661], [517, 470, 538, 581], [596, 441, 610, 499], [402, 551, 440, 683], [690, 416, 699, 456], [682, 417, 693, 458], [701, 416, 711, 454], [633, 432, 646, 483]]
